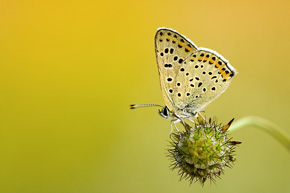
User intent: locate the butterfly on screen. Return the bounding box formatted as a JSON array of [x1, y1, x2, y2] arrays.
[[131, 27, 236, 133]]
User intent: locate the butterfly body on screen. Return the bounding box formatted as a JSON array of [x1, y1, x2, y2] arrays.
[[155, 28, 236, 122]]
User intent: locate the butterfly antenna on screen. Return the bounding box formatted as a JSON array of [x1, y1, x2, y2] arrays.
[[130, 104, 164, 109]]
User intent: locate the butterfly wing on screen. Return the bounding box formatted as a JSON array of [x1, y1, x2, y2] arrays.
[[155, 28, 198, 112], [173, 48, 236, 113]]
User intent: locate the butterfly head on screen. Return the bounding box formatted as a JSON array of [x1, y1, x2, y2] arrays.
[[158, 106, 173, 119]]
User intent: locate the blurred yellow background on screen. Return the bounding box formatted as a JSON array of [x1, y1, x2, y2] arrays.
[[1, 0, 290, 192]]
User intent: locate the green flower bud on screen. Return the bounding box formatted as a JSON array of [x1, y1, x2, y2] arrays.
[[168, 117, 241, 185]]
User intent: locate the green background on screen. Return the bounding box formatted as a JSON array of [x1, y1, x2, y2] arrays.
[[1, 0, 290, 192]]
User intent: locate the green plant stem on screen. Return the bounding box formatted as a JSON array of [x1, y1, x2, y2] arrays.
[[230, 116, 290, 152]]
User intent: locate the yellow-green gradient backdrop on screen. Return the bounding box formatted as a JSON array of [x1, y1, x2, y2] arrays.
[[1, 0, 290, 192]]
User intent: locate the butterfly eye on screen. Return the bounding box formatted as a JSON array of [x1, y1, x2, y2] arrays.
[[158, 106, 169, 119], [162, 107, 169, 116]]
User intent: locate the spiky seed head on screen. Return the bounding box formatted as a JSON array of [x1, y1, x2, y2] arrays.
[[168, 117, 241, 185]]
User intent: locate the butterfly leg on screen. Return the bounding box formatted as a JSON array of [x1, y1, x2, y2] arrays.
[[187, 118, 196, 125], [197, 112, 209, 124], [173, 119, 181, 135], [170, 119, 181, 136], [180, 118, 196, 130], [170, 120, 173, 136]]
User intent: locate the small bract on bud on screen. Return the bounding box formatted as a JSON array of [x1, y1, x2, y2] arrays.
[[168, 117, 241, 185]]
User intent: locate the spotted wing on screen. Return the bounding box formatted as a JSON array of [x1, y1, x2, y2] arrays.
[[172, 48, 236, 113], [155, 28, 198, 112]]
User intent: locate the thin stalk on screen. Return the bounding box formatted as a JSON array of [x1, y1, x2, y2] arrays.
[[230, 116, 290, 152]]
